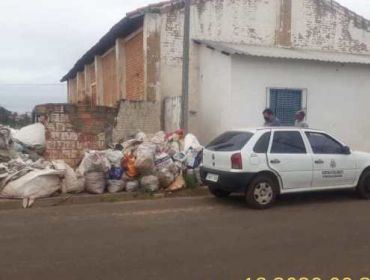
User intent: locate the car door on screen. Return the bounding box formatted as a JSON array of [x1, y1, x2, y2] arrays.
[[305, 132, 356, 188], [267, 130, 313, 189]]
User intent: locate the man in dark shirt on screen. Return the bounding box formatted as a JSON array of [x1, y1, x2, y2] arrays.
[[263, 108, 281, 127]]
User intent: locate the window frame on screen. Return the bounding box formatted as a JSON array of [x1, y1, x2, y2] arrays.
[[266, 87, 308, 125], [305, 132, 347, 155], [269, 130, 308, 155], [253, 132, 272, 154]]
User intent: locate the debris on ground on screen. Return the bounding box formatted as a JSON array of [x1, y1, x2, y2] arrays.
[[0, 122, 204, 207]]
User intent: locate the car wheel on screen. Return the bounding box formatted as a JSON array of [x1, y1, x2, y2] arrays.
[[246, 175, 278, 209], [357, 170, 370, 199], [208, 185, 231, 198]]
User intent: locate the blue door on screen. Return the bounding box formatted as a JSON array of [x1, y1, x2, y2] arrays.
[[270, 89, 302, 126]]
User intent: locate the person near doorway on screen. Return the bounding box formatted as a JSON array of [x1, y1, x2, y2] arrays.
[[295, 110, 309, 128], [263, 108, 281, 127]]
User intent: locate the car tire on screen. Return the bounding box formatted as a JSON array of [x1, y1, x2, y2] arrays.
[[246, 175, 278, 209], [208, 185, 231, 198], [357, 170, 370, 199]]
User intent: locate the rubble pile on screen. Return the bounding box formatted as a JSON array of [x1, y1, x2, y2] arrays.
[[0, 123, 203, 208]]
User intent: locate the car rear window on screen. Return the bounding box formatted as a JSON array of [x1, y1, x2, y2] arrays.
[[206, 131, 254, 152]]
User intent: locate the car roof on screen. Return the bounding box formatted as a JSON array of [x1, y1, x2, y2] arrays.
[[231, 127, 324, 133]]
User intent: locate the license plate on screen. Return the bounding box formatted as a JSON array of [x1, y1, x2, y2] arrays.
[[206, 173, 219, 183]]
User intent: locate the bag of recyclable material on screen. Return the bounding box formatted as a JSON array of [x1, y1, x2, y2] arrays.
[[135, 131, 148, 142], [0, 169, 63, 201], [105, 149, 124, 167], [107, 180, 125, 193], [157, 168, 175, 188], [109, 167, 124, 180], [53, 161, 85, 194], [122, 153, 138, 178], [184, 133, 202, 153], [13, 123, 45, 147], [140, 175, 159, 193], [77, 151, 110, 175], [154, 153, 173, 170], [126, 180, 139, 192], [135, 143, 157, 175], [0, 126, 12, 150], [85, 172, 106, 194], [166, 173, 186, 192]]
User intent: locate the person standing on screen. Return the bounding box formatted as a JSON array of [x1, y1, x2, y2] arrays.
[[295, 110, 309, 128], [263, 108, 281, 127]]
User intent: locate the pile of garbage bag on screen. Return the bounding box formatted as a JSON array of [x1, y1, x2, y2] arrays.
[[70, 129, 203, 195], [0, 123, 204, 207]]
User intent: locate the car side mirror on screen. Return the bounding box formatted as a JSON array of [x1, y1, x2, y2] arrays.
[[342, 146, 351, 155]]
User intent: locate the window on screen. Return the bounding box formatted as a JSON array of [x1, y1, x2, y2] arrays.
[[207, 131, 254, 152], [269, 89, 303, 125], [271, 131, 306, 154], [254, 132, 271, 153], [306, 132, 345, 154]]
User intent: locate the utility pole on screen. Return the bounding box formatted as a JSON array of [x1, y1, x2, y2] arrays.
[[181, 0, 191, 132]]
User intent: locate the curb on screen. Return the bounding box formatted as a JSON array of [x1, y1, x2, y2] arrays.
[[0, 187, 210, 211]]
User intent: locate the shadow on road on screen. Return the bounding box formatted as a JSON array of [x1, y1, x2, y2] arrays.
[[210, 189, 360, 209]]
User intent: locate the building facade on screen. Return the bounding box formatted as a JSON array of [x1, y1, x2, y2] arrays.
[[62, 0, 370, 150]]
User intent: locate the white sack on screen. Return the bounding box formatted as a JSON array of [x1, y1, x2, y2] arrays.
[[184, 133, 202, 153], [104, 149, 123, 167], [53, 161, 85, 194], [14, 123, 45, 147], [1, 169, 63, 199]]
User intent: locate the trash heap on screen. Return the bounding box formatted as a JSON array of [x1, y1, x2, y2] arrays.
[[0, 124, 203, 208], [77, 130, 203, 195]]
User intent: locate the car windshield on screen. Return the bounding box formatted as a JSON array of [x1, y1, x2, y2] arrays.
[[206, 131, 254, 151]]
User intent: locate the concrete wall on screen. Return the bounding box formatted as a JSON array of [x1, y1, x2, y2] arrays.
[[35, 104, 117, 167], [113, 100, 161, 142], [197, 46, 232, 143], [197, 47, 370, 151]]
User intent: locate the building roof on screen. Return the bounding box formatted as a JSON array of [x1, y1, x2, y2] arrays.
[[61, 0, 370, 82], [60, 0, 182, 82], [195, 40, 370, 65]]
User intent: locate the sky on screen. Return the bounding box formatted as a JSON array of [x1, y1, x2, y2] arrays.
[[0, 0, 370, 112]]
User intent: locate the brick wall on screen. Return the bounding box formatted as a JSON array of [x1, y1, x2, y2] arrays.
[[35, 104, 117, 167], [113, 100, 161, 142], [125, 31, 145, 100]]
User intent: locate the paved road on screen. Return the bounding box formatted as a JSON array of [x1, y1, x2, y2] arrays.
[[1, 191, 370, 280]]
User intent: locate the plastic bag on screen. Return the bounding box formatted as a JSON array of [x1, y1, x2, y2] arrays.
[[166, 173, 185, 192], [140, 175, 159, 193], [135, 143, 157, 175], [77, 151, 110, 175], [0, 169, 63, 200], [157, 168, 175, 188], [107, 180, 125, 193], [13, 123, 45, 147], [126, 180, 139, 192], [135, 131, 148, 142], [154, 153, 173, 170], [85, 172, 106, 194], [109, 167, 124, 180], [0, 126, 11, 150], [122, 153, 138, 178], [105, 149, 124, 167], [184, 133, 202, 153], [53, 161, 85, 194], [151, 131, 167, 152]]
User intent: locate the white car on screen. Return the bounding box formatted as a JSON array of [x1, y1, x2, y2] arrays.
[[200, 127, 370, 209]]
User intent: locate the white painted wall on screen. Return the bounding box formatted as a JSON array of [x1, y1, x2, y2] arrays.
[[198, 47, 370, 152], [197, 46, 232, 143]]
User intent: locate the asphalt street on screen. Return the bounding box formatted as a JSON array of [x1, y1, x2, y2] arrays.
[[0, 191, 370, 280]]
